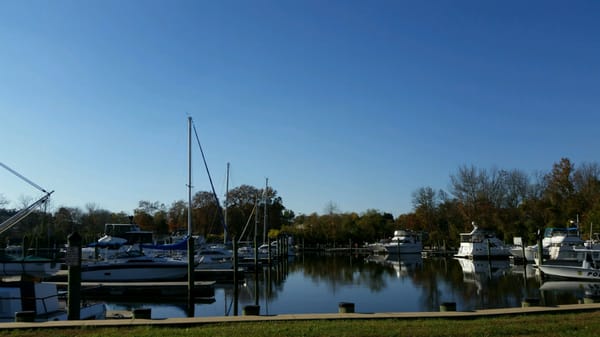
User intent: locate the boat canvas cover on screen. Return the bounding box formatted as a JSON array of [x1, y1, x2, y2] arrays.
[[141, 236, 189, 251]]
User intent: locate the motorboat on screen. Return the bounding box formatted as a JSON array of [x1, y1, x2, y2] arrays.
[[196, 244, 233, 270], [511, 227, 584, 264], [382, 230, 423, 254], [454, 222, 511, 259], [81, 250, 189, 282], [537, 248, 600, 281], [0, 281, 106, 322]]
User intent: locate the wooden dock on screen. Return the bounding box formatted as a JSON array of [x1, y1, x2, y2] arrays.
[[50, 280, 216, 302], [46, 268, 245, 283]]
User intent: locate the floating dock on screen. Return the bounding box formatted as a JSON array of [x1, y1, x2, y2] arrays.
[[49, 280, 216, 302]]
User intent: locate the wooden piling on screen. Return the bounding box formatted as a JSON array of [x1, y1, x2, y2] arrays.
[[338, 302, 355, 313], [440, 302, 456, 312], [14, 311, 36, 322], [521, 298, 540, 307], [243, 305, 260, 316], [132, 308, 152, 319]]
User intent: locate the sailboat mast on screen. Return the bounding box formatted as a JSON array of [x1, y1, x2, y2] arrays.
[[263, 178, 268, 245], [224, 162, 230, 244], [187, 117, 193, 236], [187, 116, 195, 301]]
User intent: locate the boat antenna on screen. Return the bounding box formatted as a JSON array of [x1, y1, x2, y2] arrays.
[[191, 120, 228, 238]]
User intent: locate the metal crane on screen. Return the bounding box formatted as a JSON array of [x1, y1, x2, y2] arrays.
[[0, 162, 53, 236]]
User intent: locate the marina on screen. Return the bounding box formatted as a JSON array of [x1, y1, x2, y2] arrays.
[[2, 159, 600, 321], [35, 252, 595, 319]]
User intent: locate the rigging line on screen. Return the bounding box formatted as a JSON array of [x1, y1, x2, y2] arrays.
[[191, 121, 228, 234], [238, 202, 257, 243], [0, 162, 48, 193]]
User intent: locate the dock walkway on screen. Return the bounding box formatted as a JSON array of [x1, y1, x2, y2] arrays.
[[2, 303, 600, 330]]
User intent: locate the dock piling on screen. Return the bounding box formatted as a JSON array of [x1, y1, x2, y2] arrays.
[[338, 302, 355, 313]]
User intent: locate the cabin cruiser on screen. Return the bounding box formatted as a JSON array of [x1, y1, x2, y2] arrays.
[[82, 224, 190, 282], [383, 230, 423, 254], [81, 249, 189, 282], [455, 222, 511, 259], [510, 227, 583, 264]]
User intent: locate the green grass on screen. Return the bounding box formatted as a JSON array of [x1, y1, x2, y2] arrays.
[[3, 312, 600, 337]]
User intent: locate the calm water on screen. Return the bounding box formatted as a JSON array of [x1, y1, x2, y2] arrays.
[[104, 253, 593, 318]]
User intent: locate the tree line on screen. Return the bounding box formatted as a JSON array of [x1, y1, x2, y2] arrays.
[[1, 157, 599, 252]]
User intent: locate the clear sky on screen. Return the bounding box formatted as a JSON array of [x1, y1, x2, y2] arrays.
[[1, 0, 599, 217]]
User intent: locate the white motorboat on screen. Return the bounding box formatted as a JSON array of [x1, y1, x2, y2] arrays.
[[0, 281, 106, 322], [455, 222, 511, 259], [196, 244, 233, 270], [382, 230, 423, 254], [511, 227, 583, 263], [82, 250, 189, 282], [538, 248, 600, 281]]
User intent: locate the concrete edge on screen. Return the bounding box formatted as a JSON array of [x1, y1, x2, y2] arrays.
[[2, 303, 600, 330]]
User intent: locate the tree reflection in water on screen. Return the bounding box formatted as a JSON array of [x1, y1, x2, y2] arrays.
[[105, 252, 586, 317]]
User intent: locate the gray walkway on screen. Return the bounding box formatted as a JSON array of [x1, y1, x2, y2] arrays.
[[2, 303, 600, 330]]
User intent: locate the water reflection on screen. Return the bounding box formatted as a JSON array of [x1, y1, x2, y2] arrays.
[[457, 258, 511, 292], [540, 280, 600, 304], [365, 254, 423, 279], [98, 253, 597, 318]]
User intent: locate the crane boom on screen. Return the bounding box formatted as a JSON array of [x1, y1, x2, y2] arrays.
[[0, 162, 53, 235]]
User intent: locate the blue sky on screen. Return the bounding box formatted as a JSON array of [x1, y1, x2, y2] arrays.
[[1, 0, 599, 217]]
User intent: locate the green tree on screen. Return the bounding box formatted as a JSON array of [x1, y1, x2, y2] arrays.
[[542, 158, 576, 226]]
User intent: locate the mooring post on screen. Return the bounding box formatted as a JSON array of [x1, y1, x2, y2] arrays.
[[440, 302, 457, 312], [67, 231, 82, 320], [187, 234, 195, 316], [537, 228, 544, 270], [233, 236, 239, 316], [338, 302, 355, 313]]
